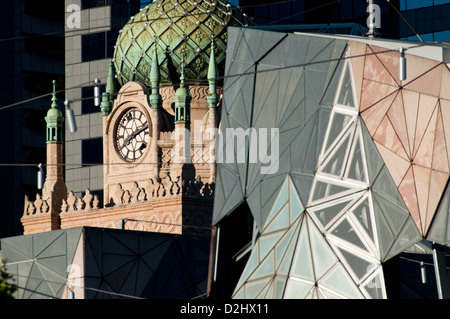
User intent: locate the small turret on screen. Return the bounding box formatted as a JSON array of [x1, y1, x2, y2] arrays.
[[174, 59, 191, 125], [45, 80, 64, 143]]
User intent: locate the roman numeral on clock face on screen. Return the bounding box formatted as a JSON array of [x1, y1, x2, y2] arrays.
[[114, 107, 150, 162]]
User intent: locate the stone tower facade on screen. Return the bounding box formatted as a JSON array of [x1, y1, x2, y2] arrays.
[[21, 0, 250, 235]]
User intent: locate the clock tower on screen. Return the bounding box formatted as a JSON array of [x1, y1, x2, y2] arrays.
[[21, 0, 252, 235]]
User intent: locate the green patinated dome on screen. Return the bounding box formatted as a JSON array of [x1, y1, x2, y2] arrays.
[[113, 0, 253, 87]]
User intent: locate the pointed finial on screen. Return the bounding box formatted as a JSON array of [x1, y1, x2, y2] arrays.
[[106, 59, 117, 96], [101, 60, 117, 116], [51, 80, 58, 108], [149, 46, 162, 109], [180, 56, 186, 87], [208, 41, 218, 82], [150, 45, 160, 85], [207, 42, 219, 108]]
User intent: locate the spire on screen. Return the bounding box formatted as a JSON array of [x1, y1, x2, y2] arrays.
[[45, 80, 64, 143], [207, 41, 219, 108], [149, 45, 162, 109], [174, 57, 191, 124], [100, 60, 117, 116], [106, 59, 117, 97], [179, 56, 186, 88], [51, 80, 58, 109], [150, 45, 161, 87]]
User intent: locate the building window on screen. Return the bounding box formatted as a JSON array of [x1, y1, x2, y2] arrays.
[[81, 30, 118, 62], [82, 0, 134, 10], [81, 0, 106, 9], [400, 0, 450, 10], [82, 137, 103, 166]]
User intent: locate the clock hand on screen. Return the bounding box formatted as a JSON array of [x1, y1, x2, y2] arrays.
[[124, 123, 148, 146]]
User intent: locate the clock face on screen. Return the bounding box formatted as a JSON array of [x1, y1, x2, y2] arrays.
[[114, 107, 150, 162]]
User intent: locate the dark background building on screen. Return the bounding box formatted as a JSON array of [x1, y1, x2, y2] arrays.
[[0, 0, 65, 237]]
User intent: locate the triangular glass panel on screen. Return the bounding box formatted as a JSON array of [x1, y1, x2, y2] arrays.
[[319, 264, 364, 299], [426, 181, 450, 245], [360, 120, 385, 183], [309, 198, 353, 230], [336, 61, 356, 108], [335, 246, 375, 282], [290, 172, 314, 207], [284, 278, 314, 299], [233, 285, 245, 299], [383, 218, 421, 262], [250, 250, 275, 281], [259, 231, 283, 262], [264, 204, 290, 234], [350, 195, 376, 245], [259, 175, 290, 229], [258, 278, 274, 299], [244, 277, 272, 299], [323, 112, 355, 156], [276, 217, 302, 276], [346, 130, 368, 183], [320, 130, 353, 177], [235, 243, 260, 289], [269, 176, 289, 218], [371, 197, 395, 261], [329, 216, 369, 252], [310, 179, 356, 204], [289, 178, 304, 223], [274, 276, 287, 299], [290, 219, 315, 282], [373, 192, 409, 238], [307, 216, 339, 280], [372, 165, 408, 210]]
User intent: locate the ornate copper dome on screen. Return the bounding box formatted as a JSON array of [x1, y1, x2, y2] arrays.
[[113, 0, 252, 87]]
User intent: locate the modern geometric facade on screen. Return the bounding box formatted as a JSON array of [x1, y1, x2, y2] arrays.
[[0, 227, 210, 299], [212, 27, 450, 299]]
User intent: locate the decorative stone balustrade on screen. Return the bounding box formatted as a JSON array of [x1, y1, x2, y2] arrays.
[[62, 174, 214, 213], [61, 189, 100, 213], [110, 174, 214, 207], [23, 194, 50, 217]]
